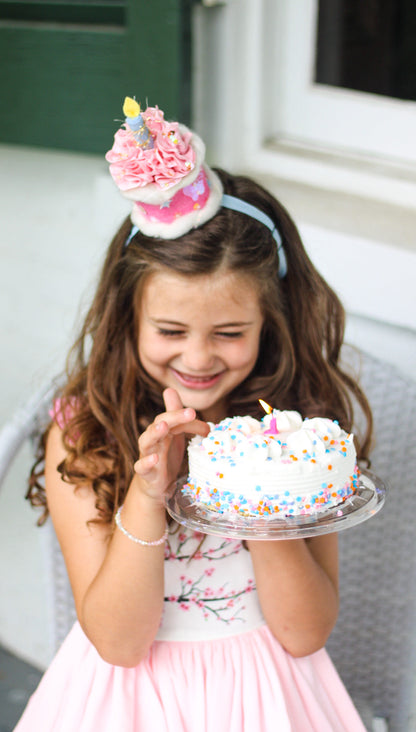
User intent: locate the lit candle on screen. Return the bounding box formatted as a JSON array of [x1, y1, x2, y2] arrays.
[[259, 399, 279, 435]]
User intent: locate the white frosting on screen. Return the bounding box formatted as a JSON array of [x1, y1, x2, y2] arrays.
[[184, 410, 358, 518], [285, 428, 326, 456], [302, 417, 342, 439], [264, 409, 303, 433]]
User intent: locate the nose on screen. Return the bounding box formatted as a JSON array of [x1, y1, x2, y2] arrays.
[[181, 336, 216, 373]]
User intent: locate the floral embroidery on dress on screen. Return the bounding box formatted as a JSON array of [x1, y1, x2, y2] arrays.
[[163, 528, 257, 625], [165, 530, 242, 562]]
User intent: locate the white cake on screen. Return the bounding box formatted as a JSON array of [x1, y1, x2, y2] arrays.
[[183, 410, 359, 518]]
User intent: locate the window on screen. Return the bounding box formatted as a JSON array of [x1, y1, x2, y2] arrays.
[[316, 0, 416, 102], [269, 0, 416, 165], [194, 0, 416, 204]]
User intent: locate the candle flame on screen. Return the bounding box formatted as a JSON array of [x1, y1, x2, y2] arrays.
[[258, 399, 272, 414]]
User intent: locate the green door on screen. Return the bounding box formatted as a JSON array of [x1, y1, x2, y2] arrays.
[[0, 0, 191, 153]]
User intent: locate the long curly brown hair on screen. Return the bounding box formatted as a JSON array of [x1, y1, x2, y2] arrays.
[[27, 168, 372, 525]]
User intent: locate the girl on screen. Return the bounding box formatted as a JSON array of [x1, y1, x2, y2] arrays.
[[17, 100, 371, 731]]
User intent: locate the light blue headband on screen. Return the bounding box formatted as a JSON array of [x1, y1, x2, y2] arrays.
[[124, 194, 288, 279], [221, 194, 287, 279]]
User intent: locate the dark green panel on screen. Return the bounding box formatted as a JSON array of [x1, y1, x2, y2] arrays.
[[0, 0, 191, 153], [0, 1, 125, 24], [125, 0, 191, 125], [0, 27, 129, 152]]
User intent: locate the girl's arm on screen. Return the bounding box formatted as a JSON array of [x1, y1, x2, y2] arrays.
[[45, 388, 208, 668], [247, 534, 339, 657]]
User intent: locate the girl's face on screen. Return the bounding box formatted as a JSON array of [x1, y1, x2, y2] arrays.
[[138, 269, 264, 422]]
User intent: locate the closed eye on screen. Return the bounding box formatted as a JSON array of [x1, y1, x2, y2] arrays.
[[216, 331, 243, 339], [156, 328, 244, 338], [157, 328, 186, 337]]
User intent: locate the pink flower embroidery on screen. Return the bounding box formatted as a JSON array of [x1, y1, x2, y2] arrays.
[[192, 531, 205, 540], [163, 532, 256, 624]]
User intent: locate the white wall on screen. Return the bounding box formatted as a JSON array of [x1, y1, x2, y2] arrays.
[[0, 143, 415, 669], [0, 144, 129, 668]]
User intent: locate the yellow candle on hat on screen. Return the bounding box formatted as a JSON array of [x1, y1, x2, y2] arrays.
[[122, 96, 154, 150], [123, 96, 141, 118]]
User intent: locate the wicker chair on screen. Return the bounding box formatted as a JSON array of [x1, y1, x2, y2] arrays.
[[0, 375, 77, 655], [327, 348, 416, 732], [0, 351, 415, 731]]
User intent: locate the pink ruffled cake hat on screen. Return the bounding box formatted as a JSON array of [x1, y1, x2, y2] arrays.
[[106, 97, 223, 239]]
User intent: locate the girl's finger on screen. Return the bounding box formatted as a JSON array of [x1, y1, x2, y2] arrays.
[[163, 387, 184, 412], [170, 418, 210, 437], [134, 452, 159, 475], [153, 407, 196, 430], [138, 420, 169, 453]]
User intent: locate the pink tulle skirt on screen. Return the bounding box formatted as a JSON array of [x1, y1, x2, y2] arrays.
[[15, 622, 365, 731]]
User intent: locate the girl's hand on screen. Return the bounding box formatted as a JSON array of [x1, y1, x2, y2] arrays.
[[133, 388, 209, 502]]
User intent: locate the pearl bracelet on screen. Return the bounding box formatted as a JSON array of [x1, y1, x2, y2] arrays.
[[114, 506, 168, 546]]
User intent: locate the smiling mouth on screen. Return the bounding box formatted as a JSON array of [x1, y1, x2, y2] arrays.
[[170, 368, 224, 389]]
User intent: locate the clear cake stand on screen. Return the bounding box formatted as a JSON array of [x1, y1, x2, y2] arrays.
[[165, 469, 387, 540]]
